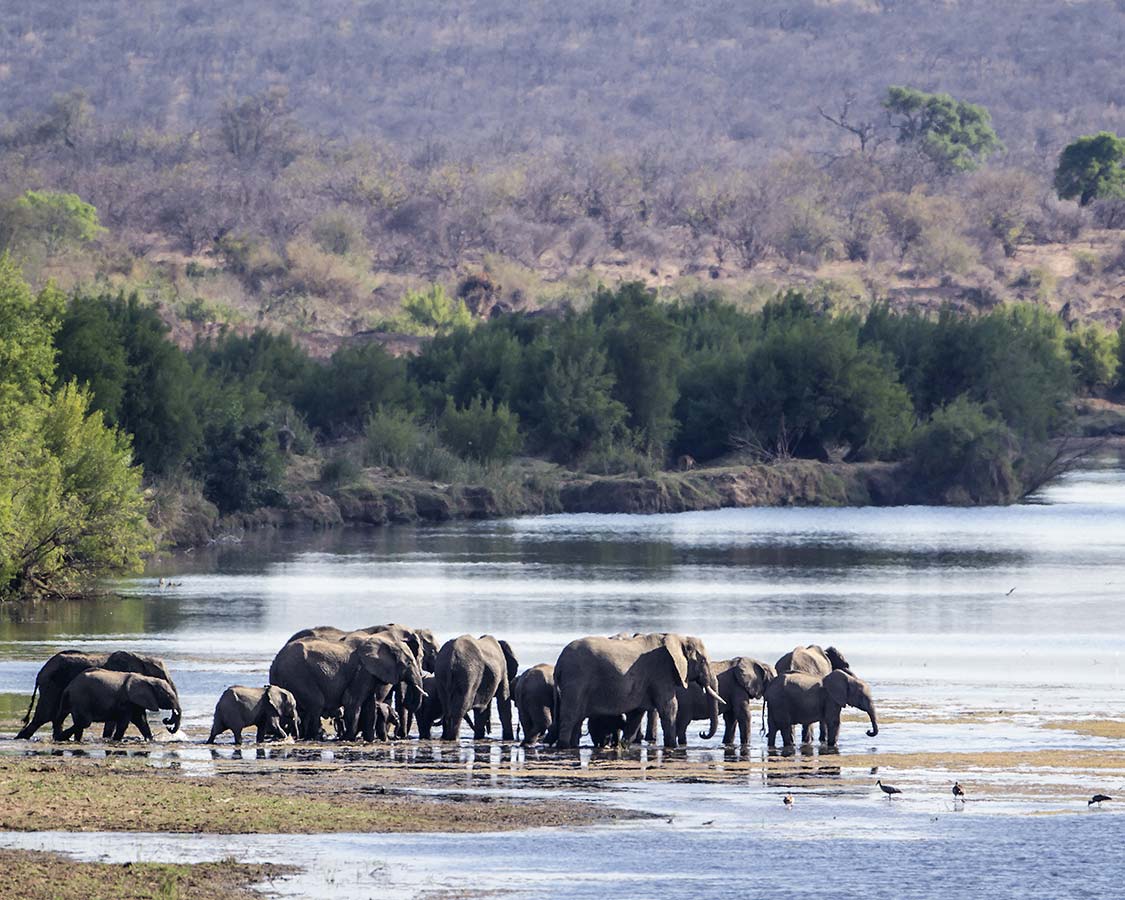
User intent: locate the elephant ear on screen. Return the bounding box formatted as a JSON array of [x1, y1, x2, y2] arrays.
[[356, 637, 400, 685], [662, 635, 689, 689], [498, 640, 519, 683], [125, 676, 160, 710], [733, 658, 768, 698], [825, 646, 852, 671], [263, 686, 284, 718], [824, 670, 849, 707]]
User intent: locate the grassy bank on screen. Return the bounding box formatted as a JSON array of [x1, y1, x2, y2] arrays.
[[0, 851, 290, 900], [0, 757, 633, 834]]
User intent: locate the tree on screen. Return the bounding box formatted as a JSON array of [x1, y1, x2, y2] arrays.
[[9, 191, 103, 256], [0, 259, 150, 599], [1054, 132, 1125, 206], [883, 87, 1002, 174], [437, 396, 522, 463]]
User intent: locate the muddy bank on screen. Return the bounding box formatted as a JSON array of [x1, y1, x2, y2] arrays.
[[165, 459, 903, 547]]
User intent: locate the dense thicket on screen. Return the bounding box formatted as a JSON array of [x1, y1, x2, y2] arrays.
[[48, 283, 1114, 525]]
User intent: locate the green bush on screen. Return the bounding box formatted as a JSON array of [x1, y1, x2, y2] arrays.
[[319, 452, 362, 487], [437, 395, 522, 463], [909, 396, 1022, 504], [1065, 325, 1119, 394], [364, 407, 422, 469], [198, 419, 284, 514]]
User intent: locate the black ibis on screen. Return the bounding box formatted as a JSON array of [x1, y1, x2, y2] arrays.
[[1089, 794, 1111, 807], [876, 779, 902, 798], [952, 782, 966, 801]]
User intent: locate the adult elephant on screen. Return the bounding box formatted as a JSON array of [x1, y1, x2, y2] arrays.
[[55, 670, 181, 742], [269, 634, 424, 741], [285, 624, 438, 737], [554, 633, 723, 749], [434, 635, 518, 741], [18, 650, 182, 740], [764, 670, 878, 749], [511, 664, 555, 745], [673, 657, 776, 746], [774, 645, 852, 743]]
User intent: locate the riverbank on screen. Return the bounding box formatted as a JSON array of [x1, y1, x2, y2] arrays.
[[0, 755, 637, 834], [161, 456, 905, 548]]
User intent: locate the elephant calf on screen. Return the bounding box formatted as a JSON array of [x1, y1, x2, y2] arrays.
[[207, 685, 299, 745], [764, 670, 878, 749], [55, 670, 181, 742], [512, 664, 555, 745]]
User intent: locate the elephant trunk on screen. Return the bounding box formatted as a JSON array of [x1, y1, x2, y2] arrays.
[[698, 672, 722, 740], [163, 707, 182, 734], [865, 703, 878, 738], [404, 666, 425, 712]]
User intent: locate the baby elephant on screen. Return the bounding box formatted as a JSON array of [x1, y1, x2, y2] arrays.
[[56, 670, 181, 742], [373, 700, 401, 741], [207, 685, 299, 745]]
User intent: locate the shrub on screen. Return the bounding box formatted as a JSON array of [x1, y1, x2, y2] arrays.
[[437, 395, 522, 463], [1065, 325, 1119, 394], [909, 396, 1022, 504], [198, 419, 284, 514], [364, 407, 422, 469], [319, 452, 362, 487]]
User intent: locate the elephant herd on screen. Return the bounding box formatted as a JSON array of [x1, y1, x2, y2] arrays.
[[13, 627, 880, 750]]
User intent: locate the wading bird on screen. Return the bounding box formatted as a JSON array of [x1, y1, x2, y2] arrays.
[[783, 794, 794, 808], [1089, 794, 1112, 807], [876, 779, 902, 798], [952, 782, 965, 801]]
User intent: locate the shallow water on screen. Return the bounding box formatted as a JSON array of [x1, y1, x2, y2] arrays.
[[1, 459, 1124, 897]]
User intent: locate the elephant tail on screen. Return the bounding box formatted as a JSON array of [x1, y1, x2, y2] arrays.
[[760, 696, 767, 735], [21, 682, 38, 726]]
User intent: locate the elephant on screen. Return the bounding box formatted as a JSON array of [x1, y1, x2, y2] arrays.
[[55, 670, 181, 742], [774, 645, 852, 743], [269, 634, 424, 741], [18, 650, 181, 740], [434, 635, 518, 741], [553, 632, 723, 749], [414, 672, 474, 739], [672, 657, 776, 746], [764, 669, 878, 749], [206, 685, 299, 745], [372, 699, 400, 741], [511, 664, 555, 745], [285, 624, 438, 738]]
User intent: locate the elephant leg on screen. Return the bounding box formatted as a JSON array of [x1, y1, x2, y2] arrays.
[[720, 711, 735, 746], [472, 707, 489, 739], [782, 725, 795, 748], [622, 709, 645, 745], [555, 699, 584, 750], [131, 708, 153, 740], [102, 720, 116, 740], [206, 723, 221, 744], [737, 708, 751, 747], [800, 724, 813, 744], [644, 709, 657, 743], [658, 697, 679, 749], [112, 716, 131, 740], [498, 697, 514, 742], [17, 687, 58, 740], [825, 719, 840, 747]]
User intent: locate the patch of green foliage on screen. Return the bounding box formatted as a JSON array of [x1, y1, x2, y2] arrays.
[[0, 258, 151, 599], [883, 86, 1002, 174], [1054, 132, 1125, 206]]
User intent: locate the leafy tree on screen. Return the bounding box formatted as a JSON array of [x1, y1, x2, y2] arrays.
[[12, 190, 103, 255], [592, 283, 682, 457], [299, 342, 417, 434], [535, 317, 627, 460], [197, 419, 283, 514], [1054, 132, 1125, 206], [883, 87, 1002, 174], [437, 395, 522, 463], [1065, 325, 1119, 394], [0, 260, 150, 598], [385, 285, 473, 336], [54, 293, 129, 421]]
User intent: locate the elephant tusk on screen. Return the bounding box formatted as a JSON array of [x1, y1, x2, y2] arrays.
[[704, 686, 725, 707]]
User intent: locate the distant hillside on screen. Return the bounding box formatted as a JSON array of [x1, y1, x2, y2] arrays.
[[2, 1, 1123, 163]]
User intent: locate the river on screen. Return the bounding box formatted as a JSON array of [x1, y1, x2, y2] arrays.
[[1, 458, 1123, 898]]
